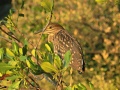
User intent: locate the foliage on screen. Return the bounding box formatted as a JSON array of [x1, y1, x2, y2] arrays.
[[0, 0, 120, 90]]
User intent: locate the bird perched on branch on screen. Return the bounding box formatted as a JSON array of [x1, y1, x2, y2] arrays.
[[37, 23, 85, 73]]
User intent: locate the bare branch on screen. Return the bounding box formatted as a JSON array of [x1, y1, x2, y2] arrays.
[[35, 0, 54, 50], [0, 27, 20, 43], [29, 76, 41, 89]]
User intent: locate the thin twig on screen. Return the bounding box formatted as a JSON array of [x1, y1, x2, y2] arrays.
[[29, 76, 41, 89], [25, 79, 38, 90], [9, 15, 23, 36], [35, 0, 54, 50], [0, 27, 20, 43]]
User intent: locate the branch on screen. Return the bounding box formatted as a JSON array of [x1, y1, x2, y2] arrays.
[[0, 27, 20, 43], [8, 15, 24, 37], [25, 79, 38, 90], [48, 0, 54, 24], [29, 76, 41, 89], [25, 76, 42, 90], [35, 0, 54, 50]]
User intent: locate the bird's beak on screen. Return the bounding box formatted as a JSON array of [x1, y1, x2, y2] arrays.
[[34, 23, 49, 34], [34, 30, 41, 34], [34, 26, 46, 34]]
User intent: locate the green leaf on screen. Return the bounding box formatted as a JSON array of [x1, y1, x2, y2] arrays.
[[65, 86, 72, 90], [19, 56, 27, 61], [8, 60, 18, 66], [72, 84, 79, 89], [19, 48, 23, 55], [9, 9, 15, 16], [54, 55, 62, 69], [0, 48, 4, 60], [40, 0, 53, 12], [41, 62, 57, 73], [26, 60, 31, 68], [7, 75, 20, 81], [13, 42, 19, 55], [89, 82, 94, 90], [6, 48, 15, 57], [0, 63, 13, 73], [45, 43, 51, 52], [63, 50, 71, 68], [48, 54, 54, 64], [77, 83, 87, 90], [31, 65, 43, 75], [22, 45, 27, 55], [8, 81, 21, 90], [23, 39, 28, 46], [26, 59, 36, 69], [26, 59, 43, 75]]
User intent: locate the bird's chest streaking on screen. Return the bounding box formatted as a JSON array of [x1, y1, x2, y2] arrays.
[[48, 29, 85, 73]]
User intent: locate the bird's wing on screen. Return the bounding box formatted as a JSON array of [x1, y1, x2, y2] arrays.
[[63, 30, 85, 72], [53, 29, 85, 72]]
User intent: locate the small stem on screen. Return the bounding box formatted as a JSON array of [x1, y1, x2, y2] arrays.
[[25, 78, 41, 90], [35, 0, 54, 50], [29, 76, 41, 89]]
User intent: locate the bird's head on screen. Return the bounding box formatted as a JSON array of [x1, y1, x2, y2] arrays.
[[35, 23, 64, 35], [43, 23, 64, 34]]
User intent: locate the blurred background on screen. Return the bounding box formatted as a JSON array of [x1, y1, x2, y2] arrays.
[[0, 0, 120, 90]]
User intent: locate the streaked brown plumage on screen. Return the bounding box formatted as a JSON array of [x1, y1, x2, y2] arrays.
[[42, 23, 85, 73]]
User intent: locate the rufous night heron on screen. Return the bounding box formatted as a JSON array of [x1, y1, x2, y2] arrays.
[[37, 23, 85, 73]]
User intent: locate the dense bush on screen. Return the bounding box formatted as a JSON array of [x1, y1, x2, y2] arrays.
[[0, 0, 120, 90]]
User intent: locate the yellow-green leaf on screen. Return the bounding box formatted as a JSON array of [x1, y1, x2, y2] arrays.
[[13, 42, 19, 55], [0, 73, 2, 77], [31, 49, 35, 57], [40, 0, 53, 12], [54, 55, 61, 69], [6, 48, 15, 57], [41, 62, 57, 73], [26, 60, 31, 68], [95, 0, 107, 4], [9, 81, 21, 89], [0, 48, 4, 59], [63, 50, 71, 68], [0, 63, 13, 73], [19, 48, 23, 55], [45, 44, 51, 52], [8, 60, 18, 66]]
